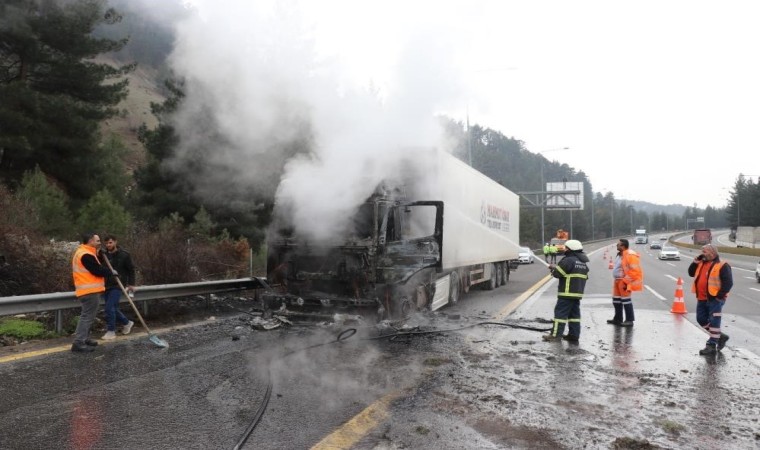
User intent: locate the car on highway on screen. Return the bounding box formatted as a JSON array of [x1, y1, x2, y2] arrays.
[[756, 260, 760, 283], [658, 246, 680, 260], [517, 247, 535, 264], [649, 242, 662, 250]]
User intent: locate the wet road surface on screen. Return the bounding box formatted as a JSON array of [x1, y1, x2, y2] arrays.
[[1, 250, 759, 449]]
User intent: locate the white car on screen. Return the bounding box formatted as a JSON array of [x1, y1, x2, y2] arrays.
[[755, 260, 760, 283], [658, 246, 681, 260], [517, 247, 535, 264]]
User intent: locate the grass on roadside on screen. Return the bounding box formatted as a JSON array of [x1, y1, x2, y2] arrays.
[[0, 318, 56, 340]]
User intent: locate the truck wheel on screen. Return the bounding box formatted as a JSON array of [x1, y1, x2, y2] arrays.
[[395, 296, 413, 319], [504, 263, 510, 283], [484, 263, 496, 290], [449, 273, 460, 304], [495, 263, 503, 287], [461, 271, 470, 293]]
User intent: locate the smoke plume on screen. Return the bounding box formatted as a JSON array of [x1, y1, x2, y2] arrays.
[[167, 0, 467, 242]]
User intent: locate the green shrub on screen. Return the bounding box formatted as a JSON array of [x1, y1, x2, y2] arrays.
[[0, 318, 52, 340]]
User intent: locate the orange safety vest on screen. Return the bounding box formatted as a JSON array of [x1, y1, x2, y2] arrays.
[[690, 260, 726, 298], [72, 244, 105, 297], [621, 249, 643, 291]]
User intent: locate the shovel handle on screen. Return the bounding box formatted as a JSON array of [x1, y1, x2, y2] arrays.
[[100, 251, 152, 334]]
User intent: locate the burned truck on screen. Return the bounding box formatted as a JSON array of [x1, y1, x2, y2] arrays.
[[263, 149, 522, 318]]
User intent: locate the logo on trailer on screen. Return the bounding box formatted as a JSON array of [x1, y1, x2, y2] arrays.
[[480, 201, 510, 232]]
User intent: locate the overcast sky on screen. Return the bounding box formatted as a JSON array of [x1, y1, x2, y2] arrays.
[[182, 0, 760, 210]]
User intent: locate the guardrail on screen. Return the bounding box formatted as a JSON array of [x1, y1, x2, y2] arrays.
[[0, 277, 270, 332]]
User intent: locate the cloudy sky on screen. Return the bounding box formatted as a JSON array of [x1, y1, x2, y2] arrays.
[[179, 0, 760, 211]]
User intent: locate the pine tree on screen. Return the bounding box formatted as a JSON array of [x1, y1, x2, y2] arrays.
[[0, 0, 134, 202]]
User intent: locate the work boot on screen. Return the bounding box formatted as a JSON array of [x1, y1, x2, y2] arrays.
[[71, 343, 95, 353], [699, 344, 717, 355], [717, 333, 729, 350], [562, 335, 579, 342], [606, 319, 622, 325], [620, 321, 634, 327], [102, 331, 116, 340], [542, 334, 561, 342], [122, 320, 134, 335], [84, 339, 98, 346]]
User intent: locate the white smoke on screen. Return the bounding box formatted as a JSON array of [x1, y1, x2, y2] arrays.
[[168, 0, 469, 242]]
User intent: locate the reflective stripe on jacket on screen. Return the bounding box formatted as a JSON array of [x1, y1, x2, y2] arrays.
[[72, 244, 105, 297], [621, 249, 643, 291], [552, 253, 589, 299], [690, 260, 727, 298]]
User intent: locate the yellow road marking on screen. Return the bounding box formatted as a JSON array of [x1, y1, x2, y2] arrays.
[[494, 274, 551, 320], [0, 345, 71, 363], [311, 391, 401, 450]]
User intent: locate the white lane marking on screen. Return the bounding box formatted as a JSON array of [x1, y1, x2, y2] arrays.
[[733, 267, 752, 273], [664, 274, 678, 281], [734, 348, 760, 369], [751, 288, 760, 293], [644, 285, 666, 301]]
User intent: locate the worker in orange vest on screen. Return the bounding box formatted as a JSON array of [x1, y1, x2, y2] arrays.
[[688, 244, 733, 355], [606, 239, 643, 327], [71, 232, 117, 353]]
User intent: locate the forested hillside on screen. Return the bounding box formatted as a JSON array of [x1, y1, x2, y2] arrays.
[[2, 0, 752, 296]]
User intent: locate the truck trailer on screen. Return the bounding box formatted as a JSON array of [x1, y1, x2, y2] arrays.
[[735, 226, 760, 249], [692, 229, 712, 246], [263, 148, 522, 318]]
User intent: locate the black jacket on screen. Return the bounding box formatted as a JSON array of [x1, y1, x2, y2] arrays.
[[551, 250, 590, 300], [105, 247, 136, 289]]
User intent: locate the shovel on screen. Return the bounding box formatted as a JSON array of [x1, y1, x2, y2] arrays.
[[101, 251, 169, 348]]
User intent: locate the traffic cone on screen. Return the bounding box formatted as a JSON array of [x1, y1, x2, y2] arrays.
[[670, 277, 687, 314], [608, 259, 613, 269]]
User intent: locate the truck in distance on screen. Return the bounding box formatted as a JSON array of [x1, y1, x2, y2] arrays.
[[735, 226, 760, 249], [634, 228, 648, 244], [263, 149, 522, 319], [550, 229, 569, 252], [692, 228, 712, 245]]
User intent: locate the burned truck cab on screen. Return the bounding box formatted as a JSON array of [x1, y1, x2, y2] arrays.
[[263, 186, 444, 318]]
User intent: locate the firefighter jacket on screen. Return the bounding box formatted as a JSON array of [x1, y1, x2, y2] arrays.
[[551, 250, 590, 300], [618, 249, 643, 291], [688, 258, 733, 300], [72, 244, 108, 297]]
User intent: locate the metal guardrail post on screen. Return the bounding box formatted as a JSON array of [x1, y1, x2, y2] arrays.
[[55, 310, 63, 334]]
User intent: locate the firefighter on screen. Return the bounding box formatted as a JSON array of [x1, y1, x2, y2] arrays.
[[543, 240, 590, 342]]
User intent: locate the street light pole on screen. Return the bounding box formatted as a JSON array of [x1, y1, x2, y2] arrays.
[[538, 147, 569, 245], [629, 206, 633, 236], [610, 196, 614, 238], [591, 195, 595, 240]]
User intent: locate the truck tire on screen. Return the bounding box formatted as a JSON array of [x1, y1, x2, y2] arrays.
[[484, 263, 496, 290], [449, 273, 460, 304], [495, 262, 503, 287]]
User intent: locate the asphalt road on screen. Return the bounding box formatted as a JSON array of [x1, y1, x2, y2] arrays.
[[1, 242, 758, 449]]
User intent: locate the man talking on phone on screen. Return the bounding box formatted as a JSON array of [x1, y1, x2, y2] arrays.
[[688, 244, 733, 355]]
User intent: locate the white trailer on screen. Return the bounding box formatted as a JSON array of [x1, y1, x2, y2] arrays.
[[409, 149, 522, 309], [264, 148, 522, 318], [735, 226, 760, 249]]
